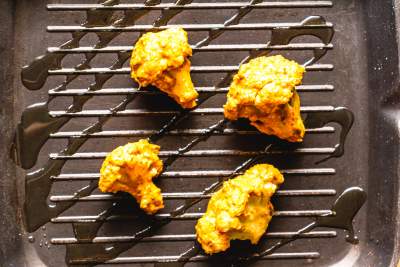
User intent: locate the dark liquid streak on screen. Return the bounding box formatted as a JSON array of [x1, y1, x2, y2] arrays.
[[235, 187, 366, 266], [72, 202, 120, 243], [14, 48, 129, 169], [195, 0, 263, 48], [67, 222, 168, 266], [162, 119, 228, 168], [315, 187, 367, 243], [304, 107, 354, 163], [231, 222, 317, 267]]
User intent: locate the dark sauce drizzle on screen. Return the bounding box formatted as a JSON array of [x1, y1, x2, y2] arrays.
[[11, 0, 357, 265], [305, 107, 354, 163]]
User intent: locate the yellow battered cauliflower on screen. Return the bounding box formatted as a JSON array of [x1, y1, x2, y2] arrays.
[[223, 55, 306, 142], [130, 28, 198, 108], [99, 139, 164, 214], [195, 164, 284, 254]]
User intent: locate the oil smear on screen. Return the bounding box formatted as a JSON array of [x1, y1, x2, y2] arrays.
[[305, 107, 354, 163], [14, 0, 122, 169], [12, 101, 67, 169], [315, 187, 366, 243]]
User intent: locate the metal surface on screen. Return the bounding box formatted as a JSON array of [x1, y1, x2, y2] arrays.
[[1, 0, 399, 266]]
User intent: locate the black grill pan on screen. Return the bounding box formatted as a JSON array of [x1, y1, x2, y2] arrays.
[[0, 0, 399, 266]]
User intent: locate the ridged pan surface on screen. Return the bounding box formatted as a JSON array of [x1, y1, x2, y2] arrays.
[[1, 0, 399, 266]]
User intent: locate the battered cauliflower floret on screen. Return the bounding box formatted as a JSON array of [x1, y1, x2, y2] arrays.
[[195, 164, 284, 254], [130, 28, 198, 108], [99, 139, 164, 214], [223, 55, 306, 142]]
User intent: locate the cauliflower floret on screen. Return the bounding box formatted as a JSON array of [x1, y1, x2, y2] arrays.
[[223, 55, 305, 142], [99, 139, 164, 214], [195, 164, 284, 254], [130, 28, 198, 108]]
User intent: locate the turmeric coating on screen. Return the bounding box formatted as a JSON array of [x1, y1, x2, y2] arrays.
[[223, 55, 306, 142], [195, 164, 284, 254], [130, 28, 198, 108], [99, 139, 164, 214]]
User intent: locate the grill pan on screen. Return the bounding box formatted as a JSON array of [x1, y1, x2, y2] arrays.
[[1, 0, 400, 266]]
